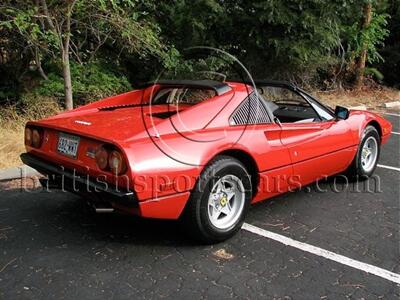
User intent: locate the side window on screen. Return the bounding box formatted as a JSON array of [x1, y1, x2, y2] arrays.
[[257, 86, 321, 123], [230, 93, 271, 125]]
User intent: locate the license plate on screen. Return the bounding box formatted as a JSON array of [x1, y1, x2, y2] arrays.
[[57, 133, 80, 158]]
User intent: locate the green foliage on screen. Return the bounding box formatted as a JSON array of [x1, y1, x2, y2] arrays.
[[18, 93, 62, 119], [0, 0, 398, 108], [346, 11, 390, 63], [374, 2, 400, 86], [0, 0, 169, 59], [153, 0, 359, 81], [253, 1, 342, 62], [0, 0, 170, 108], [0, 4, 62, 56], [73, 0, 168, 59], [159, 47, 237, 81], [364, 67, 384, 81], [35, 62, 131, 104]]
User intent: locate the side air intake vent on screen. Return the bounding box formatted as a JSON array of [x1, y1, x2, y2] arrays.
[[230, 93, 270, 125]]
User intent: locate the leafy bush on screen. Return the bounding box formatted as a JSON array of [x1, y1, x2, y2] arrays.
[[365, 67, 384, 82], [35, 61, 132, 105], [0, 94, 61, 128]]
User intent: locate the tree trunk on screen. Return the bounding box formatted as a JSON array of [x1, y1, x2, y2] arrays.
[[39, 0, 76, 110], [34, 47, 48, 81], [61, 0, 76, 111], [62, 49, 73, 110], [354, 2, 372, 90]]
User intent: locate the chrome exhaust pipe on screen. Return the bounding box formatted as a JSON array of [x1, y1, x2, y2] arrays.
[[92, 203, 114, 213], [94, 207, 114, 213]]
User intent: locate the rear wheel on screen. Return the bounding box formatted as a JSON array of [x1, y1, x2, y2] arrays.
[[347, 126, 380, 179], [182, 156, 252, 243]]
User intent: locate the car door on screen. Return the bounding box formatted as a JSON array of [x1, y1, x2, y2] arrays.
[[279, 119, 355, 186], [258, 86, 356, 187]]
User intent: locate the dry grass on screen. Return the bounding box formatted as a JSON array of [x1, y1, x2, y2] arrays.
[[0, 123, 25, 169], [0, 97, 61, 169], [315, 85, 400, 108]]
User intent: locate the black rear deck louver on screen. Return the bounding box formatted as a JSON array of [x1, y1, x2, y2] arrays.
[[231, 93, 270, 125]]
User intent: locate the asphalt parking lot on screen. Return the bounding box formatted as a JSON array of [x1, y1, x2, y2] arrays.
[[0, 111, 399, 299]]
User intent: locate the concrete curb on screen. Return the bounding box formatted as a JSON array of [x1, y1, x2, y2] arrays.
[[349, 105, 367, 110], [348, 100, 400, 111], [383, 101, 400, 108], [0, 165, 39, 181]]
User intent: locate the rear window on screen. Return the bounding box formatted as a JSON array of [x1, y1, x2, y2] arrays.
[[152, 88, 216, 105]]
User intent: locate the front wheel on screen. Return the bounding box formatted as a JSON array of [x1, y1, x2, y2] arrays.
[[347, 126, 381, 178], [181, 156, 252, 243]]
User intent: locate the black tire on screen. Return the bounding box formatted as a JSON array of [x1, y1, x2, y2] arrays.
[[346, 126, 381, 179], [181, 155, 252, 243]]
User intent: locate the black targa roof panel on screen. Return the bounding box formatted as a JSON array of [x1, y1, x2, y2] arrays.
[[234, 80, 297, 90], [140, 80, 232, 96]]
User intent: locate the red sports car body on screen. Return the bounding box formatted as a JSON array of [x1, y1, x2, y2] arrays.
[[21, 80, 392, 242]]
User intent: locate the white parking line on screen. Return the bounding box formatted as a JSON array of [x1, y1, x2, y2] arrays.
[[242, 223, 400, 284], [377, 164, 400, 172], [391, 132, 400, 135], [383, 112, 400, 117]]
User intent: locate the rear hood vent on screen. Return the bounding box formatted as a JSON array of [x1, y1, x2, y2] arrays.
[[98, 103, 142, 111]]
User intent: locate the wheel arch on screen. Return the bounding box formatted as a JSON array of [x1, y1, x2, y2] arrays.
[[366, 120, 382, 141], [211, 148, 259, 197]]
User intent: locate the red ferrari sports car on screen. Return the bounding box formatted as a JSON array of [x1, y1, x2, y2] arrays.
[[21, 80, 392, 242]]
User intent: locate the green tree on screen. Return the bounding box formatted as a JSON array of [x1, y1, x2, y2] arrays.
[[350, 1, 390, 89], [1, 0, 167, 109]]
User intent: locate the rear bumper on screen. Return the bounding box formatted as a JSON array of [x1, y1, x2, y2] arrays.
[[20, 153, 190, 219], [20, 153, 137, 208]]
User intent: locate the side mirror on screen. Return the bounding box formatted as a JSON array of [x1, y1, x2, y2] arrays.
[[334, 106, 350, 120]]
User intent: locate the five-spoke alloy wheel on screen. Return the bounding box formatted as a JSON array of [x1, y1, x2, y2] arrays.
[[347, 125, 381, 178], [182, 156, 252, 243], [207, 175, 246, 230], [360, 136, 378, 173]]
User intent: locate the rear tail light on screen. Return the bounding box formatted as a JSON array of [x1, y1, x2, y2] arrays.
[[95, 146, 109, 170], [108, 150, 127, 175], [95, 145, 127, 175], [32, 128, 43, 148], [25, 127, 43, 148], [25, 128, 32, 146]]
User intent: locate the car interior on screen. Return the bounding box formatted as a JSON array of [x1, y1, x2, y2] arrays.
[[257, 86, 333, 123], [152, 87, 216, 106], [149, 84, 334, 123], [147, 87, 217, 119]]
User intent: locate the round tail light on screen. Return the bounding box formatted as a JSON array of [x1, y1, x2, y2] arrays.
[[32, 129, 43, 148], [25, 128, 32, 146], [95, 146, 109, 170], [108, 150, 127, 175]]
